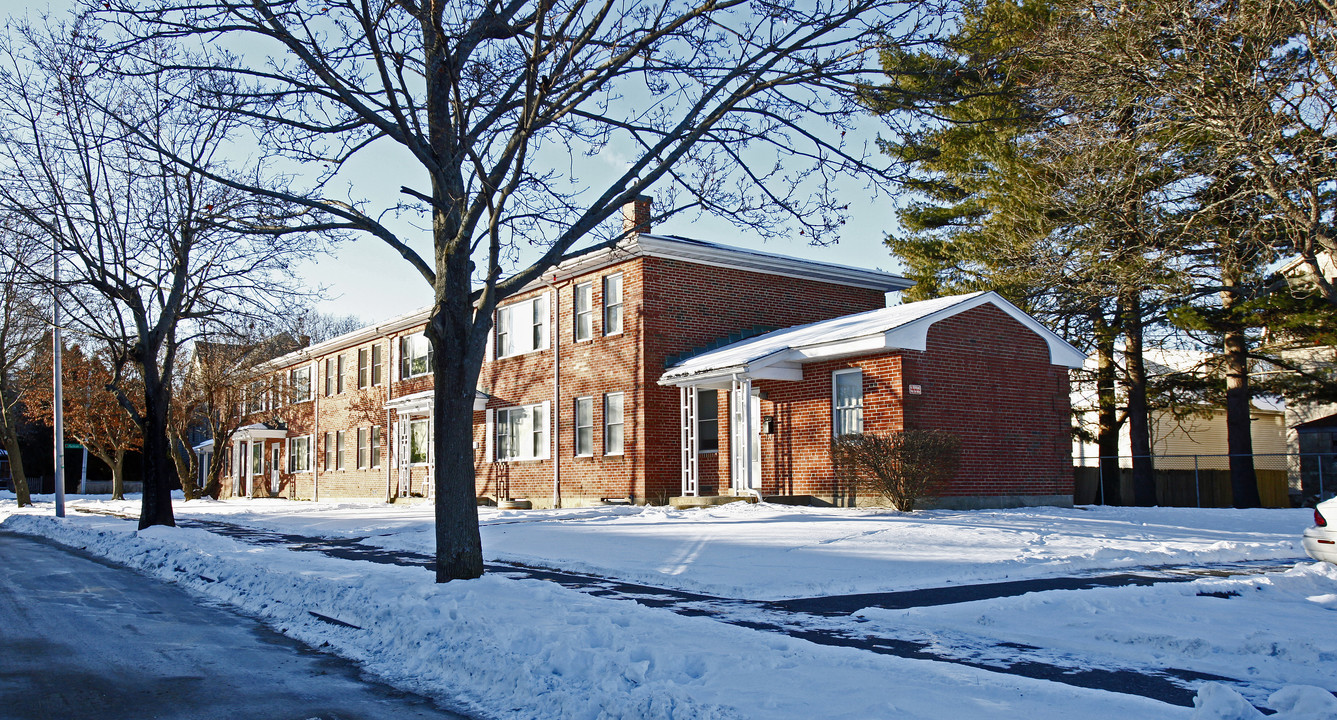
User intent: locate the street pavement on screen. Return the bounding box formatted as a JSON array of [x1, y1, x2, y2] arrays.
[[0, 531, 471, 720]]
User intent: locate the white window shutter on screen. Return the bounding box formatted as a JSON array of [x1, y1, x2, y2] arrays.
[[485, 408, 494, 462], [541, 400, 552, 459], [485, 325, 494, 363]]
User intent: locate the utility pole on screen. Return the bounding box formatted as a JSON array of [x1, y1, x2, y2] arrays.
[[52, 235, 64, 518]]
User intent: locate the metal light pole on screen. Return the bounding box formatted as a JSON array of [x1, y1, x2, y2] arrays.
[[52, 235, 65, 518]]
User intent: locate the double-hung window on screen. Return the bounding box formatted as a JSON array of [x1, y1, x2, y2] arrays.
[[603, 274, 623, 336], [290, 366, 312, 403], [324, 358, 336, 396], [335, 431, 346, 470], [496, 404, 548, 461], [696, 389, 719, 453], [358, 348, 370, 388], [833, 369, 864, 436], [409, 418, 431, 464], [573, 397, 593, 456], [497, 295, 549, 357], [336, 354, 346, 394], [357, 427, 369, 469], [399, 333, 432, 378], [604, 393, 624, 455], [288, 436, 311, 472], [323, 431, 334, 470], [371, 344, 383, 385], [573, 283, 593, 342], [370, 425, 382, 468]]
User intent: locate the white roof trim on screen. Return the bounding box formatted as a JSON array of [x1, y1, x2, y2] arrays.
[[660, 291, 1086, 386], [229, 423, 289, 441], [386, 389, 490, 413]]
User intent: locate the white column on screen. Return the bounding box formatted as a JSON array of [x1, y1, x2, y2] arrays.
[[680, 386, 698, 497]]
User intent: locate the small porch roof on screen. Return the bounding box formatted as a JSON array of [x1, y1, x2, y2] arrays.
[[659, 291, 1087, 386], [386, 389, 491, 415]]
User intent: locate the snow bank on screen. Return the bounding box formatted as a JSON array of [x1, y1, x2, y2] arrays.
[[3, 511, 1188, 720]]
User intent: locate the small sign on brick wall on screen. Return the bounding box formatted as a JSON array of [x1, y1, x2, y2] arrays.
[[908, 384, 922, 395]]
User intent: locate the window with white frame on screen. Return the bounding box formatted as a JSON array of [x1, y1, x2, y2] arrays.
[[496, 295, 549, 357], [603, 274, 623, 336], [357, 427, 369, 469], [251, 442, 264, 475], [833, 369, 864, 436], [604, 392, 624, 455], [371, 425, 382, 468], [335, 430, 346, 470], [697, 389, 719, 453], [324, 357, 336, 396], [372, 343, 383, 385], [496, 404, 548, 461], [573, 282, 593, 342], [574, 396, 593, 456], [357, 348, 370, 388], [323, 431, 334, 470], [290, 365, 312, 403], [399, 333, 432, 378], [409, 417, 431, 464], [288, 436, 311, 472], [336, 354, 346, 393], [244, 381, 268, 415]]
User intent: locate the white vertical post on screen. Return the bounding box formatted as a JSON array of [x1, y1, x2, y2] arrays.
[[741, 378, 754, 491], [680, 386, 698, 497], [79, 447, 88, 495]]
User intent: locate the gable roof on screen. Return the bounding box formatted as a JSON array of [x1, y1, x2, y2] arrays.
[[659, 291, 1087, 385]]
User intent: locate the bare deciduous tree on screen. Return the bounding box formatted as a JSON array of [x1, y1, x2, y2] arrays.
[[100, 0, 948, 578], [0, 17, 324, 528], [0, 224, 47, 507]]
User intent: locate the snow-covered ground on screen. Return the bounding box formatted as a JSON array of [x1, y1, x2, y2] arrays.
[[2, 494, 1334, 720]]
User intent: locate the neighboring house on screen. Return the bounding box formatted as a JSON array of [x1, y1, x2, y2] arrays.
[[210, 201, 1083, 509]]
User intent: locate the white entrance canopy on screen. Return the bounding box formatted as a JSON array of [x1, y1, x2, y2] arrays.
[[659, 291, 1086, 389], [385, 389, 490, 415]]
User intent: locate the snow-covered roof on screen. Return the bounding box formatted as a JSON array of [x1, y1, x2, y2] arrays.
[[659, 291, 1086, 385]]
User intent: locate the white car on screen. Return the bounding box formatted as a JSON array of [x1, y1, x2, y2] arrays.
[[1302, 497, 1337, 564]]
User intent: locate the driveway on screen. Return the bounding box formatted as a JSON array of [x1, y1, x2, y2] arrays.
[[0, 531, 471, 720]]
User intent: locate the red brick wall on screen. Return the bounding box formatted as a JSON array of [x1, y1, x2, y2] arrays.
[[753, 304, 1072, 504], [640, 257, 888, 501]]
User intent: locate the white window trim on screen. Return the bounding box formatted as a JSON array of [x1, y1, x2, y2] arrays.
[[696, 388, 719, 455], [832, 368, 865, 437], [604, 392, 625, 456], [574, 396, 594, 457], [370, 425, 383, 469], [573, 282, 594, 343], [496, 293, 551, 359], [409, 417, 432, 466], [400, 333, 432, 379], [603, 273, 624, 337], [495, 403, 550, 462], [287, 436, 313, 473]]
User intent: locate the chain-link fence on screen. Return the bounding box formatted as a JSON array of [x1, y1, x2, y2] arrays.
[[1073, 453, 1335, 508]]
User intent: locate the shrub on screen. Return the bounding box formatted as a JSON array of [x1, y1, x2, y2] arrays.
[[832, 430, 961, 511]]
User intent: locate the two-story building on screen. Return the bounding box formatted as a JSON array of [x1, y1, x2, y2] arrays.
[[209, 201, 1084, 509]]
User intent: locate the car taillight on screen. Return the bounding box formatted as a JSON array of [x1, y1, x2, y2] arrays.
[[1318, 509, 1329, 528]]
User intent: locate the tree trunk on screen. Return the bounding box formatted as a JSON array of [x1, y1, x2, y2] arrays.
[[170, 427, 201, 500], [1221, 277, 1260, 508], [1122, 291, 1156, 507], [1095, 315, 1122, 505], [111, 449, 126, 501], [1, 422, 32, 507], [426, 228, 486, 582], [137, 372, 177, 529]]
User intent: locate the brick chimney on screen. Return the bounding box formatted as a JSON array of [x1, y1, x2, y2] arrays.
[[622, 195, 652, 236]]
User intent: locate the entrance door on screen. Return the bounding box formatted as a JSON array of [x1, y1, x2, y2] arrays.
[[236, 442, 247, 497], [731, 383, 761, 493], [271, 446, 281, 494]]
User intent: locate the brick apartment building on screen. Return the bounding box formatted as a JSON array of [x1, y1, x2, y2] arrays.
[[201, 205, 1084, 509]]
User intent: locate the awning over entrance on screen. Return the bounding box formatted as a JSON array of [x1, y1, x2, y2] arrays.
[[384, 389, 490, 415]]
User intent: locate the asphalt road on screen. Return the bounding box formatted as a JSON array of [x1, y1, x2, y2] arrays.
[[0, 531, 471, 720]]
